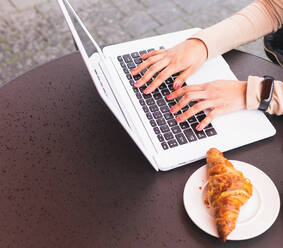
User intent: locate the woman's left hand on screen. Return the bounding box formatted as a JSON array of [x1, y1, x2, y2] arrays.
[[167, 80, 248, 131]]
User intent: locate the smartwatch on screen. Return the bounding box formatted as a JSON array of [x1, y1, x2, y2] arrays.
[[258, 75, 275, 111]]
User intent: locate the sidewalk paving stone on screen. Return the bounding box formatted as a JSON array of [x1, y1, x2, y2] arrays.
[[0, 0, 268, 85]]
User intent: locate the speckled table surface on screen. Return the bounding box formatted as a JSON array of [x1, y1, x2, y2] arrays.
[[0, 50, 282, 248]]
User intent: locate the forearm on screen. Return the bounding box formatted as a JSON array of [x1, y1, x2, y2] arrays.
[[192, 0, 283, 59], [247, 76, 283, 115]]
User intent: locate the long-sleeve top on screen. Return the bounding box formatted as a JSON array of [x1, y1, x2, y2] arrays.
[[192, 0, 283, 114]]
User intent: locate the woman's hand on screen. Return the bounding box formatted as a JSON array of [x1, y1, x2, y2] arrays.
[[131, 38, 208, 93], [166, 80, 247, 130]]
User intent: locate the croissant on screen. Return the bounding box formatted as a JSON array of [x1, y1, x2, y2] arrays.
[[206, 148, 253, 242]]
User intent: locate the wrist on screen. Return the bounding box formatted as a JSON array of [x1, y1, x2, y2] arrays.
[[186, 38, 208, 62]]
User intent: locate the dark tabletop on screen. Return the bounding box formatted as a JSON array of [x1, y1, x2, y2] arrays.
[[0, 50, 282, 248]]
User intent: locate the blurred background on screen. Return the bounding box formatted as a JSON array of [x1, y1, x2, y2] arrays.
[[0, 0, 266, 85]]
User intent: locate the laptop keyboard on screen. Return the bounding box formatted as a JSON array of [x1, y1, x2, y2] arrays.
[[117, 48, 217, 150]]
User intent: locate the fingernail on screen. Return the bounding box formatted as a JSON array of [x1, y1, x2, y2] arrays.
[[134, 81, 140, 86], [196, 124, 202, 131], [176, 116, 182, 122], [144, 89, 150, 94], [170, 107, 175, 113], [166, 95, 171, 99], [174, 83, 180, 90]]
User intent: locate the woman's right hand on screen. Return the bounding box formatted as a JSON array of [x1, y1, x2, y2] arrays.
[[131, 38, 208, 94]]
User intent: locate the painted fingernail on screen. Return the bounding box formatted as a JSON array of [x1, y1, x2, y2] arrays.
[[176, 116, 182, 122], [174, 83, 180, 90], [166, 95, 171, 99], [196, 124, 203, 131], [170, 107, 175, 113]]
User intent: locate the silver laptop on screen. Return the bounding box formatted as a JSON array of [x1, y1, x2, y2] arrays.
[[57, 0, 276, 171]]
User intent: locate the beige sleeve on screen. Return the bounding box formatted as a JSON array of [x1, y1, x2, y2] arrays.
[[191, 0, 283, 59], [246, 76, 283, 115], [190, 0, 283, 115]]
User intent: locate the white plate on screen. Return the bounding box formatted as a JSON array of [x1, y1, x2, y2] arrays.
[[183, 160, 280, 240]]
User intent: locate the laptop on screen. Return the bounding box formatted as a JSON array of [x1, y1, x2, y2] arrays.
[[57, 0, 276, 171]]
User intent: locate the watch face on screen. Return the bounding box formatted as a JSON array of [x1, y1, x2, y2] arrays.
[[261, 78, 273, 100]]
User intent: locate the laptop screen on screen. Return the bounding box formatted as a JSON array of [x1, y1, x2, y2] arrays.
[[63, 0, 98, 57]]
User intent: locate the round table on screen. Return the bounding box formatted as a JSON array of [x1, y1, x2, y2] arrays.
[[0, 50, 282, 248]]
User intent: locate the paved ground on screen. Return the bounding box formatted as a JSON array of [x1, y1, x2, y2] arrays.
[[0, 0, 266, 84]]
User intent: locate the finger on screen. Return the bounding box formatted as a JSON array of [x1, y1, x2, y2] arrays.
[[140, 49, 165, 60], [196, 108, 222, 131], [135, 59, 169, 88], [170, 91, 208, 113], [173, 66, 197, 89], [131, 54, 164, 76], [144, 65, 175, 94], [176, 100, 215, 123], [166, 84, 204, 100]]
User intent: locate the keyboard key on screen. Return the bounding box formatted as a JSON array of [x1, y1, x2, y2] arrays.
[[156, 118, 166, 126], [196, 114, 206, 122], [146, 112, 153, 120], [184, 128, 197, 142], [191, 123, 207, 139], [180, 122, 190, 129], [147, 48, 155, 52], [165, 78, 174, 84], [149, 105, 159, 112], [168, 84, 174, 91], [153, 111, 162, 119], [172, 72, 180, 77], [126, 74, 132, 80], [187, 116, 197, 124], [157, 134, 165, 142], [153, 127, 160, 134], [117, 56, 123, 62], [131, 52, 140, 58], [140, 69, 147, 76], [127, 62, 136, 69], [143, 106, 149, 113], [196, 111, 205, 116], [161, 89, 170, 96], [189, 101, 197, 107], [132, 87, 139, 93], [159, 46, 165, 50], [157, 99, 166, 106], [168, 101, 175, 108], [160, 106, 170, 113], [134, 58, 142, 64], [133, 74, 141, 81], [182, 105, 189, 111], [129, 79, 135, 86], [164, 113, 174, 120], [205, 128, 217, 137], [136, 93, 142, 99], [143, 94, 152, 99], [146, 98, 155, 106], [204, 123, 213, 129], [175, 133, 188, 145], [168, 139, 178, 148], [153, 93, 162, 100], [123, 54, 132, 63], [150, 119, 157, 127], [139, 50, 147, 55], [164, 132, 174, 140], [160, 124, 170, 133], [167, 119, 177, 127], [161, 142, 169, 150], [139, 99, 145, 106], [123, 68, 129, 74], [120, 62, 126, 68], [159, 83, 167, 90], [171, 126, 182, 134]]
